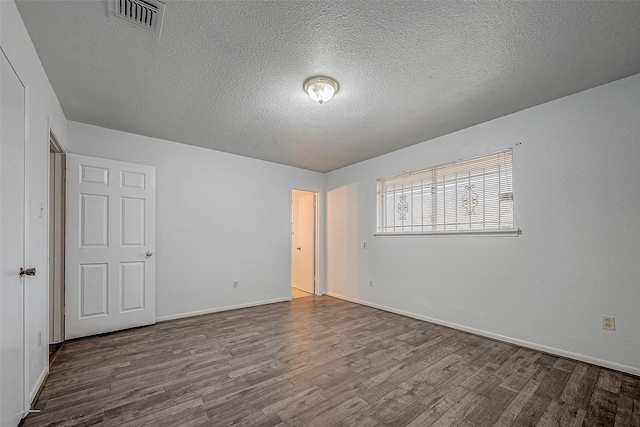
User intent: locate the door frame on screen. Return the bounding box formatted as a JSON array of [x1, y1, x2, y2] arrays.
[[47, 126, 65, 344], [290, 188, 319, 297]]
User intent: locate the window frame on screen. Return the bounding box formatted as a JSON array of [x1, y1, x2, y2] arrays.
[[375, 149, 520, 237]]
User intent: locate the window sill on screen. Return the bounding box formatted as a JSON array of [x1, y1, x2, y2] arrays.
[[374, 229, 521, 237]]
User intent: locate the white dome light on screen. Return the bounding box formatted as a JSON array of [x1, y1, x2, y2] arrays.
[[303, 76, 339, 104]]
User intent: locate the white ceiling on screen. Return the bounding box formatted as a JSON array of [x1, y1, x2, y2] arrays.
[[16, 1, 640, 172]]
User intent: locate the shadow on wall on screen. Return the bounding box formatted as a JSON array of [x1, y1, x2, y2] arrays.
[[327, 182, 368, 298]]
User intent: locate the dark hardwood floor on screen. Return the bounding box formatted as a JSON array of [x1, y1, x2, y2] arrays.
[[24, 296, 640, 426]]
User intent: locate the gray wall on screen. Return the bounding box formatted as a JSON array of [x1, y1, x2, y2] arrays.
[[325, 73, 640, 375], [67, 122, 325, 320]]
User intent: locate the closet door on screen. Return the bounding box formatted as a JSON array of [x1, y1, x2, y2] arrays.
[[1, 47, 27, 427]]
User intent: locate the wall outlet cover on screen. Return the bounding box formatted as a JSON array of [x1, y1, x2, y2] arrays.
[[602, 316, 615, 331]]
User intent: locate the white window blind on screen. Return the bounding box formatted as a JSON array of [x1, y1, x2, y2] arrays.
[[377, 150, 516, 235]]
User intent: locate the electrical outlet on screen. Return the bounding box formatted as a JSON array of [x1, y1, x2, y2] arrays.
[[363, 242, 367, 249], [369, 280, 373, 287], [602, 316, 615, 331], [233, 281, 238, 289], [343, 278, 347, 286]]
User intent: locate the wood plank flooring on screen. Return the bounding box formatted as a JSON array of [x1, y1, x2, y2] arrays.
[[23, 296, 640, 426]]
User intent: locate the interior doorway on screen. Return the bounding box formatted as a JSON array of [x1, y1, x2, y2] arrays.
[[48, 131, 65, 345], [291, 189, 318, 298]]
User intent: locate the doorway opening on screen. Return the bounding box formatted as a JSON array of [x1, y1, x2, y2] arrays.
[[48, 130, 65, 349], [291, 189, 318, 299]]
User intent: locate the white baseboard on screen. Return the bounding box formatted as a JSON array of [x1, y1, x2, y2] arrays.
[[326, 292, 640, 377], [155, 297, 291, 322], [29, 365, 48, 407]]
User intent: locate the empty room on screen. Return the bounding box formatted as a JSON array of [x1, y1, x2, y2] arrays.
[[1, 1, 640, 426]]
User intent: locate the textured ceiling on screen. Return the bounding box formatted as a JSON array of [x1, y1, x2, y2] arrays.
[[16, 1, 640, 172]]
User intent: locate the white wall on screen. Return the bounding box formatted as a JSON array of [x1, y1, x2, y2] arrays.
[[66, 122, 325, 320], [325, 73, 640, 375], [1, 0, 68, 404]]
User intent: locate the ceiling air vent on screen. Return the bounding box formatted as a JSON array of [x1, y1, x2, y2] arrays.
[[110, 0, 165, 36]]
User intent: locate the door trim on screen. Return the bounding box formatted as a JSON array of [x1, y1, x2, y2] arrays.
[[48, 126, 65, 345]]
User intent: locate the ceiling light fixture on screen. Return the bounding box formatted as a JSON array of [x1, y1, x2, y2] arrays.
[[303, 76, 339, 104]]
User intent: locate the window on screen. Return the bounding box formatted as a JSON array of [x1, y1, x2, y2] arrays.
[[377, 149, 517, 235]]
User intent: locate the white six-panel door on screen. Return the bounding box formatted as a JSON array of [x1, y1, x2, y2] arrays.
[[65, 154, 156, 340]]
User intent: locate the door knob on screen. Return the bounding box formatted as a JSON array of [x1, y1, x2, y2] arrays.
[[146, 251, 154, 258], [19, 267, 36, 277]]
